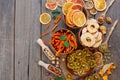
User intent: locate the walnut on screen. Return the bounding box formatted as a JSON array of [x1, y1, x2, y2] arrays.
[[106, 17, 112, 24]]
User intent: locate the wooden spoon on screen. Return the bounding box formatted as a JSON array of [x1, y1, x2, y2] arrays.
[[97, 0, 115, 24], [99, 20, 119, 53]]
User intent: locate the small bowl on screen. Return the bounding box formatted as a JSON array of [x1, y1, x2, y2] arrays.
[[78, 27, 104, 48], [50, 28, 77, 55], [66, 49, 95, 77], [63, 7, 89, 29]]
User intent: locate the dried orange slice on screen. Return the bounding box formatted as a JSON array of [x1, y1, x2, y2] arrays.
[[72, 11, 86, 27], [62, 2, 73, 15], [46, 0, 58, 10], [39, 13, 51, 24], [45, 3, 58, 10], [93, 0, 106, 11], [70, 3, 83, 11], [66, 9, 75, 24]]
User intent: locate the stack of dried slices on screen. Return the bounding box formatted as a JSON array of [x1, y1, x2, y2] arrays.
[[62, 1, 87, 28]]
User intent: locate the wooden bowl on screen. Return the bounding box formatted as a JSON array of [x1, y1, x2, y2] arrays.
[[78, 27, 104, 49], [65, 49, 95, 77], [50, 28, 77, 55], [63, 7, 89, 29]]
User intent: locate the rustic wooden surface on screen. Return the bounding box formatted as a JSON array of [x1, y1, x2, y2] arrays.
[[0, 0, 120, 80]]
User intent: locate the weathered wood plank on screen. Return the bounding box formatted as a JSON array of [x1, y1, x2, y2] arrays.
[[15, 0, 32, 80], [0, 0, 15, 80], [28, 0, 42, 80]]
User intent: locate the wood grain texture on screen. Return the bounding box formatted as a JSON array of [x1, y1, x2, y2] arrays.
[[15, 0, 32, 80], [0, 0, 15, 80], [28, 0, 42, 80], [0, 0, 120, 80]]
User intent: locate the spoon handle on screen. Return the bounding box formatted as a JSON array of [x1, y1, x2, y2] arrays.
[[105, 20, 119, 43], [103, 0, 115, 15]]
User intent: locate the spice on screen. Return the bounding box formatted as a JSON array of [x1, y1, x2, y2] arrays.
[[48, 65, 61, 76], [51, 24, 58, 32], [54, 16, 62, 24], [45, 21, 51, 30], [38, 61, 61, 76]]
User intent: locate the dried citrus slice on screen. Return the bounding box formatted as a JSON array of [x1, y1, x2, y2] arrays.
[[93, 51, 103, 59], [71, 0, 84, 6], [72, 11, 86, 27], [85, 1, 94, 10], [39, 13, 51, 24], [62, 2, 73, 15], [56, 0, 66, 7], [66, 9, 76, 25], [45, 3, 58, 10], [93, 0, 106, 11], [70, 3, 83, 11]]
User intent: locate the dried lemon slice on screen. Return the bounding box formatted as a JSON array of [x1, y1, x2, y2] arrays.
[[93, 0, 106, 11], [62, 2, 73, 15], [39, 13, 51, 24], [72, 11, 86, 27]]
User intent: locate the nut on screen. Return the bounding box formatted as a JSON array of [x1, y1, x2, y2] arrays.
[[100, 25, 107, 34], [106, 17, 112, 24], [98, 14, 105, 25]]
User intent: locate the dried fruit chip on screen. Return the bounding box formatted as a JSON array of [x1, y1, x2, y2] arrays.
[[40, 13, 51, 24], [72, 11, 86, 27]]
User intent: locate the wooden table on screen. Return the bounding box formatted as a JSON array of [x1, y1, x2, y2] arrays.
[[0, 0, 120, 80]]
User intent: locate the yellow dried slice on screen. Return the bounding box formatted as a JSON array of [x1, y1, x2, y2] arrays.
[[39, 13, 51, 24], [72, 11, 86, 27], [62, 2, 73, 15], [93, 0, 106, 11]]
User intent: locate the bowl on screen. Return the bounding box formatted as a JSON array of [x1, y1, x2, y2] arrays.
[[78, 27, 104, 48], [50, 28, 77, 56], [66, 49, 96, 77], [63, 7, 89, 29]]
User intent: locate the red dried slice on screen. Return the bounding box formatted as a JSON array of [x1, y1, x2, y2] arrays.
[[45, 3, 58, 10], [70, 4, 83, 11], [71, 0, 84, 6]]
